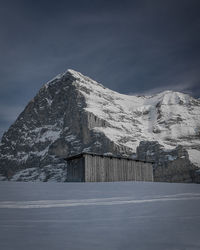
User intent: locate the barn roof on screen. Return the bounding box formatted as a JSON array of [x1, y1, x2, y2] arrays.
[[64, 152, 153, 164]]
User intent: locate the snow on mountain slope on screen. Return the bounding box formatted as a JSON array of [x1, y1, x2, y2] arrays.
[[187, 149, 200, 167], [0, 69, 200, 181], [68, 69, 200, 161]]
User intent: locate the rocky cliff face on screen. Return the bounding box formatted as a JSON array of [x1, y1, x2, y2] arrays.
[[136, 141, 198, 183], [0, 69, 200, 181]]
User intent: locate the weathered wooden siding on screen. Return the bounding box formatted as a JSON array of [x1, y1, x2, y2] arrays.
[[84, 155, 153, 182], [67, 157, 85, 182]]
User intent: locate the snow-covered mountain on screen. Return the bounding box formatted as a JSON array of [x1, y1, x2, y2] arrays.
[[0, 69, 200, 181]]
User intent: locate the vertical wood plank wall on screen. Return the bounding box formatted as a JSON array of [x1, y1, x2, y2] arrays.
[[84, 155, 153, 182]]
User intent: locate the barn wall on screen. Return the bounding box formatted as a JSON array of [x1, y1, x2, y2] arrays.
[[67, 157, 85, 182], [84, 155, 153, 182]]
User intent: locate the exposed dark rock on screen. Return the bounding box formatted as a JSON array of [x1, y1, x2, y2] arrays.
[[0, 70, 199, 182], [136, 141, 198, 183]]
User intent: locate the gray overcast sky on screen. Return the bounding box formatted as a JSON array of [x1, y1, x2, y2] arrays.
[[0, 0, 200, 138]]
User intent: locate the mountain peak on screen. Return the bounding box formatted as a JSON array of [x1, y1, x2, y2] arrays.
[[156, 90, 192, 106], [44, 69, 102, 90], [67, 69, 84, 78], [0, 69, 200, 181]]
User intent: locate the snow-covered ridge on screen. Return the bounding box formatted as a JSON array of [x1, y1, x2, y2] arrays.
[[44, 69, 106, 89], [0, 68, 200, 182], [56, 69, 200, 166]]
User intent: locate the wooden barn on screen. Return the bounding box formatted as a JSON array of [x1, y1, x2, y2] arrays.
[[65, 152, 153, 182]]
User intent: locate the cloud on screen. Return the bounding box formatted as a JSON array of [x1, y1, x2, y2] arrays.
[[0, 105, 24, 139], [130, 82, 197, 96], [0, 105, 23, 122], [0, 0, 200, 141], [128, 68, 200, 97]]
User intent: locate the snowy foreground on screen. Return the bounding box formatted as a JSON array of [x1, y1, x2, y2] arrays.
[[0, 181, 200, 250]]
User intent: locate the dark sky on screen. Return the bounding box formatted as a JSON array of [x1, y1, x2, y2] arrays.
[[0, 0, 200, 138]]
